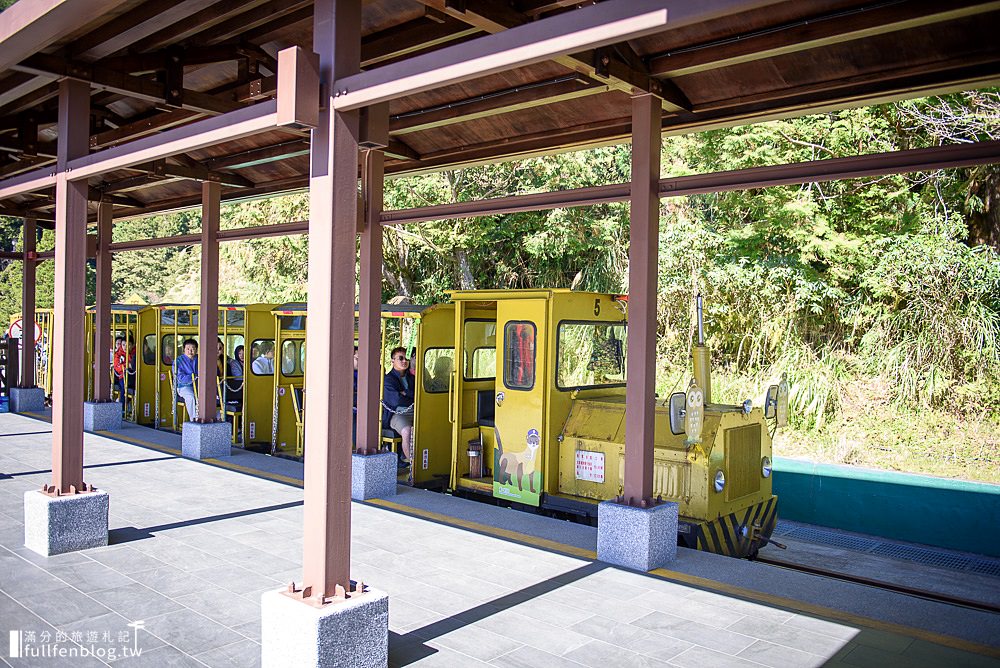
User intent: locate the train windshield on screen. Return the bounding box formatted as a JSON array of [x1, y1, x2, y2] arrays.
[[556, 321, 627, 390]]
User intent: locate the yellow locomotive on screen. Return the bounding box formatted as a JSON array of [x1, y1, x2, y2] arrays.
[[14, 288, 787, 558]]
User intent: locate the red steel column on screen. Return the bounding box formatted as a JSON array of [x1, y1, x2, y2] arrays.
[[20, 215, 37, 387], [300, 0, 361, 602], [623, 93, 661, 505], [196, 180, 221, 423], [50, 79, 91, 494], [93, 201, 113, 402], [357, 118, 385, 456]]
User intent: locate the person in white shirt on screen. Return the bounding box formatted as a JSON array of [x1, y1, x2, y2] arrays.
[[252, 341, 275, 375]]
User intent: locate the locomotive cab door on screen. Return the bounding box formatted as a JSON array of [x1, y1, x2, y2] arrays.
[[450, 300, 499, 495], [491, 299, 547, 507]]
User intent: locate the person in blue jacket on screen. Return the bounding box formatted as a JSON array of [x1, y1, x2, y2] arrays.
[[175, 338, 199, 421], [383, 346, 414, 467]]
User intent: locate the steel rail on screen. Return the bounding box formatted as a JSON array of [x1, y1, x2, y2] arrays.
[[756, 555, 1000, 615]]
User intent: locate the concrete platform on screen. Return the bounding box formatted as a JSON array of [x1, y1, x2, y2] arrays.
[[2, 411, 999, 668]]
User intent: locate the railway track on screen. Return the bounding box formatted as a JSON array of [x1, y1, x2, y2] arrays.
[[756, 555, 1000, 615]]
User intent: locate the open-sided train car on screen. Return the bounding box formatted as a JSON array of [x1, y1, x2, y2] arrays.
[[17, 289, 785, 557]]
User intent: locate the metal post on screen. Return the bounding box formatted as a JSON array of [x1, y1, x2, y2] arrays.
[[357, 108, 387, 456], [197, 180, 221, 423], [93, 201, 113, 402], [20, 215, 36, 387], [50, 78, 91, 495], [299, 0, 361, 603], [622, 93, 661, 506]]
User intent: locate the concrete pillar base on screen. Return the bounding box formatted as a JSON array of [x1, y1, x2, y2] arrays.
[[261, 588, 388, 668], [181, 421, 232, 459], [10, 387, 45, 413], [597, 500, 678, 571], [83, 401, 122, 432], [351, 452, 397, 500], [24, 489, 109, 556]]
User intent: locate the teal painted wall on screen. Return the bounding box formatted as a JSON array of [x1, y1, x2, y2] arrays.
[[772, 457, 1000, 557]]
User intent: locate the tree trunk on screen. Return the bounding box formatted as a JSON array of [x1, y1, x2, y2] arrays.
[[966, 166, 1000, 251]]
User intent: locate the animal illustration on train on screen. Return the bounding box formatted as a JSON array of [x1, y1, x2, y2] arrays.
[[13, 288, 789, 558]]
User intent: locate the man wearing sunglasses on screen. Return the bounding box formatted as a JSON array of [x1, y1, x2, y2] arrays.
[[383, 346, 415, 469]]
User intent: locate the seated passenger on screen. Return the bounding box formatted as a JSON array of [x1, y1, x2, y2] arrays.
[[174, 338, 199, 421], [227, 344, 244, 411], [383, 346, 414, 467], [252, 341, 275, 375], [426, 356, 453, 392]]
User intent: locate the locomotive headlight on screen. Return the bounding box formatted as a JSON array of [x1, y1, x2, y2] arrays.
[[742, 399, 753, 415], [685, 379, 704, 445], [714, 469, 726, 493], [761, 456, 772, 478], [776, 372, 789, 427]]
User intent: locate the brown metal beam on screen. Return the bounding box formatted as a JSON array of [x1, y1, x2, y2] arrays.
[[623, 93, 659, 506], [196, 180, 221, 423], [0, 0, 133, 71], [14, 54, 242, 115], [300, 0, 361, 604], [333, 0, 672, 111], [67, 100, 279, 182], [357, 108, 387, 456], [20, 215, 37, 387], [203, 139, 310, 171], [93, 201, 113, 402], [50, 78, 90, 495], [134, 160, 255, 187], [382, 139, 1000, 224], [105, 219, 309, 253]]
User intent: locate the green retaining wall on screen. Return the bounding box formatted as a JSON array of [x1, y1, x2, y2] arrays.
[[772, 457, 1000, 557]]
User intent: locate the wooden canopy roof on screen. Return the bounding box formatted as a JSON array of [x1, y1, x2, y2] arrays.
[[1, 0, 999, 222]]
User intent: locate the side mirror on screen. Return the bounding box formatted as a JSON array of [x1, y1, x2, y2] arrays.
[[776, 373, 789, 427], [668, 392, 686, 435], [764, 385, 779, 420]]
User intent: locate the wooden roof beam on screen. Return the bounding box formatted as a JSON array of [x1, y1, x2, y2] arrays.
[[390, 74, 607, 135], [361, 15, 480, 68], [127, 0, 275, 54], [132, 159, 255, 187], [14, 54, 242, 115], [647, 0, 1000, 78], [203, 139, 310, 170], [194, 0, 313, 47]]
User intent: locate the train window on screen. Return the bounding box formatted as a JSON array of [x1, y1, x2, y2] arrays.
[[161, 335, 175, 366], [300, 341, 306, 372], [142, 334, 156, 365], [250, 339, 276, 375], [218, 310, 245, 328], [463, 320, 496, 381], [224, 335, 244, 357], [281, 340, 303, 376], [556, 321, 627, 390], [163, 335, 198, 368], [423, 348, 454, 393], [503, 321, 536, 391], [470, 348, 496, 379], [280, 315, 306, 330], [160, 310, 175, 326]]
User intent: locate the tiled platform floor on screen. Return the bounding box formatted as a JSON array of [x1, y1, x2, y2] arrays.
[[1, 412, 998, 667]]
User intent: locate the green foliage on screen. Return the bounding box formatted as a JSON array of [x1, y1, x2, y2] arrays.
[[1, 92, 997, 481]]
